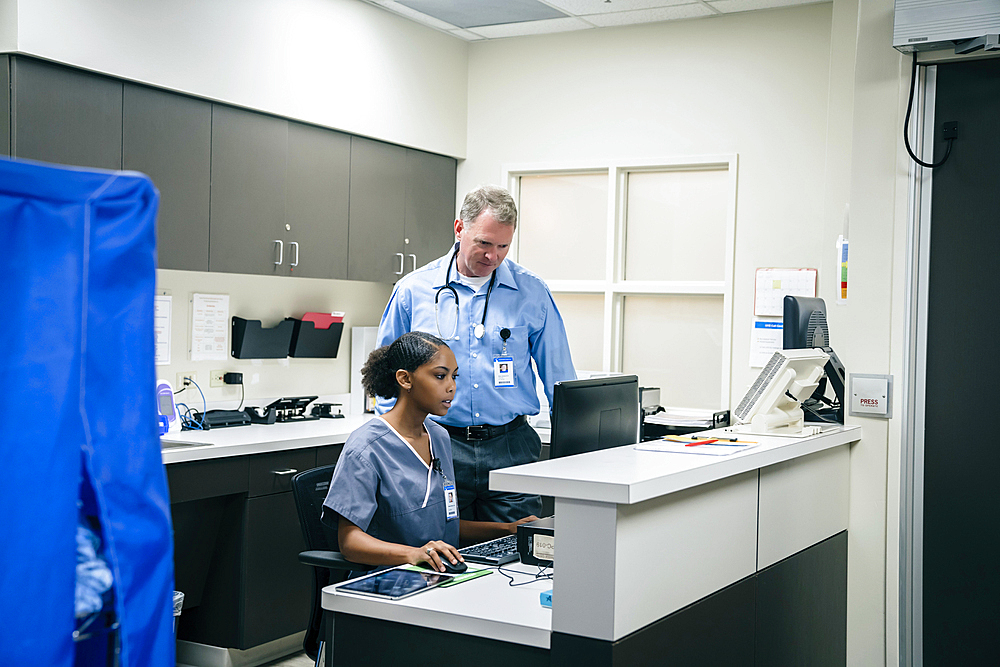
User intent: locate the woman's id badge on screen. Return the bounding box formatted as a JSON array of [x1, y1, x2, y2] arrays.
[[494, 356, 515, 388], [444, 482, 459, 520]]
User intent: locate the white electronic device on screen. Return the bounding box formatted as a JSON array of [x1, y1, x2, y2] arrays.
[[156, 379, 181, 434], [733, 348, 830, 436], [893, 0, 1000, 53]]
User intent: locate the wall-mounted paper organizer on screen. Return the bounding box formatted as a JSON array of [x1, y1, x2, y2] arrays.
[[231, 317, 295, 359], [286, 318, 345, 358]]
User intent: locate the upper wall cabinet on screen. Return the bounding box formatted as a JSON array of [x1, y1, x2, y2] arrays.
[[123, 84, 212, 272], [348, 138, 458, 283], [1, 56, 10, 156], [10, 57, 122, 170], [284, 122, 351, 280], [209, 106, 288, 276], [404, 148, 458, 272], [348, 137, 408, 283]]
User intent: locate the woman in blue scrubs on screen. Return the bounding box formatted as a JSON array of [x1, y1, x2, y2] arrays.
[[323, 331, 536, 572]]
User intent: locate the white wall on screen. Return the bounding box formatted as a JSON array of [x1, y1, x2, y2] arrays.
[[155, 270, 391, 409], [463, 6, 903, 663], [9, 0, 469, 156], [463, 4, 835, 411], [0, 0, 15, 51]]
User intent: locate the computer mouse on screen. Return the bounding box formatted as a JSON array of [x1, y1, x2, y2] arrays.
[[439, 559, 467, 574]]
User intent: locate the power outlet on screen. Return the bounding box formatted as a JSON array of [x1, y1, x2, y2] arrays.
[[210, 370, 227, 388], [176, 372, 197, 390]]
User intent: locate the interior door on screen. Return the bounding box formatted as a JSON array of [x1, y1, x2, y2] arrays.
[[922, 56, 1000, 665]]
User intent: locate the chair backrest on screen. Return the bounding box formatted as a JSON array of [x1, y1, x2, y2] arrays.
[[291, 464, 340, 553]]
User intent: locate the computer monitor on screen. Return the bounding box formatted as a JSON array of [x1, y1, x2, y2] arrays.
[[549, 375, 640, 459], [782, 296, 846, 424], [733, 348, 830, 435]]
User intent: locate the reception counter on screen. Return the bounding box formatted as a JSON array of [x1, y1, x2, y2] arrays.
[[323, 424, 861, 667]]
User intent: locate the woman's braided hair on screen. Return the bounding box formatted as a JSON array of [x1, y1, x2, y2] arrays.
[[362, 331, 449, 400]]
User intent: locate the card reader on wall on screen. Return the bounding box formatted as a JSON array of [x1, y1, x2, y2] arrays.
[[517, 516, 555, 567]]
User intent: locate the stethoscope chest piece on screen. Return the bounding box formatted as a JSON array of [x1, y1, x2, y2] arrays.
[[474, 323, 485, 339]]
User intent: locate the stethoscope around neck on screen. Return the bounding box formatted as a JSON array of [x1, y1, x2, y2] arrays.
[[434, 247, 496, 341]]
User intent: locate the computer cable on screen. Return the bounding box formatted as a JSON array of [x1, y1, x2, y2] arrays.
[[904, 52, 956, 169], [496, 563, 553, 587]]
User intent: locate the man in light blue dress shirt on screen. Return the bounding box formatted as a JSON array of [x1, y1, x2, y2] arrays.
[[376, 185, 576, 523]]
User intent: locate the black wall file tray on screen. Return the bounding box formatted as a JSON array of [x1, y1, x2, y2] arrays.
[[287, 319, 344, 358], [231, 317, 294, 359]]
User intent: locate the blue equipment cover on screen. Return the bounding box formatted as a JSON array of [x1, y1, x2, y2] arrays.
[[0, 157, 174, 666]]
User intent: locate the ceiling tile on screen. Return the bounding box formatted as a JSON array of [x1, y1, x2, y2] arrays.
[[544, 0, 698, 15], [583, 4, 715, 26], [468, 16, 597, 38], [374, 1, 459, 31], [707, 0, 821, 13], [396, 0, 568, 28]]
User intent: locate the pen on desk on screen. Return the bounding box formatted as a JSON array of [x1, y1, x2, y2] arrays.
[[685, 439, 718, 447]]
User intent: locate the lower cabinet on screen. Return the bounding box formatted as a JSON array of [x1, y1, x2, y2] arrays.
[[550, 531, 847, 667], [168, 444, 343, 650]]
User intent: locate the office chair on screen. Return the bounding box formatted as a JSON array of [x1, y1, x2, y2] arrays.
[[291, 465, 371, 667]]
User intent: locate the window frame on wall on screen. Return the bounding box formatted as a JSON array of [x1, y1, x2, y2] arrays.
[[503, 155, 738, 409]]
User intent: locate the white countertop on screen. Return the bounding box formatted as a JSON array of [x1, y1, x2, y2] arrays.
[[160, 415, 371, 464], [322, 563, 553, 648], [490, 425, 862, 505]]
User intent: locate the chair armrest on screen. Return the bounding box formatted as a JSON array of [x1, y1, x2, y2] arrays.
[[299, 550, 370, 572]]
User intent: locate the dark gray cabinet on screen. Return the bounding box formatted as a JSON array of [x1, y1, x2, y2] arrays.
[[285, 121, 351, 279], [348, 136, 407, 282], [209, 105, 288, 275], [10, 57, 122, 169], [348, 137, 457, 282], [2, 56, 9, 156], [123, 84, 212, 272], [168, 444, 341, 651], [405, 148, 458, 272], [5, 55, 457, 285]]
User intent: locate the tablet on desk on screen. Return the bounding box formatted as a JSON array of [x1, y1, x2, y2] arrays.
[[334, 567, 454, 601]]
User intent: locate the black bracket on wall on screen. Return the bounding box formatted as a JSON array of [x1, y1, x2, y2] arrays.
[[231, 317, 294, 359]]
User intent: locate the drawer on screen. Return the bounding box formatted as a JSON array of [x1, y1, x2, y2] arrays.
[[316, 443, 344, 467], [248, 448, 317, 497], [167, 456, 249, 504]]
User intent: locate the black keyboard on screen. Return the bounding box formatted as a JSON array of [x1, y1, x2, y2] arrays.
[[459, 535, 519, 566]]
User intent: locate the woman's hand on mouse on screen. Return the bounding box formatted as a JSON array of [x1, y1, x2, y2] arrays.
[[412, 540, 464, 572]]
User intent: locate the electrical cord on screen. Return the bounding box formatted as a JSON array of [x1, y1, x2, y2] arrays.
[[496, 563, 553, 587], [904, 52, 954, 169], [237, 381, 245, 411]]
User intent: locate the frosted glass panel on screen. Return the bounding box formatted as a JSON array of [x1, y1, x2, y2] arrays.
[[552, 293, 605, 374], [624, 169, 729, 282], [621, 295, 723, 409], [518, 172, 608, 281]]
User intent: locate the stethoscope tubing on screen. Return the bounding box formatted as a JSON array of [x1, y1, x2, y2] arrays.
[[435, 248, 496, 341]]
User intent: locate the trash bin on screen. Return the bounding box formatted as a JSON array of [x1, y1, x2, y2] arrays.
[[173, 591, 184, 635]]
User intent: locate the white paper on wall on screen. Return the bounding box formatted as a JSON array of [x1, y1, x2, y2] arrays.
[[753, 268, 817, 317], [190, 293, 229, 361]]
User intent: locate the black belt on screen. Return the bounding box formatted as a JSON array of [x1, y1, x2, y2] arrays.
[[441, 416, 527, 441]]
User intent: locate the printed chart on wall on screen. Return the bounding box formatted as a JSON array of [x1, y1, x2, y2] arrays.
[[190, 293, 230, 361], [154, 295, 171, 365], [750, 268, 817, 367]]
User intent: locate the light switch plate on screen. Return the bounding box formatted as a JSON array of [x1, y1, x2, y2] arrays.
[[848, 373, 892, 418]]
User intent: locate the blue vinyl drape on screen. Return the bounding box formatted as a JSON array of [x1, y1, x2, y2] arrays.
[[0, 157, 174, 667]]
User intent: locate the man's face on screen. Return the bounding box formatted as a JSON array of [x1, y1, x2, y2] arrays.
[[453, 210, 514, 278]]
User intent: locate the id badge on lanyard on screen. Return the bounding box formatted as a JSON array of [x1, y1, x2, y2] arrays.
[[494, 328, 515, 388], [443, 481, 459, 520]]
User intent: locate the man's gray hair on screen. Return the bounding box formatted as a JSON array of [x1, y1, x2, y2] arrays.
[[460, 185, 517, 229]]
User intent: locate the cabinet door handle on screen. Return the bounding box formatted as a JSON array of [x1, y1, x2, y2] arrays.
[[395, 253, 404, 275], [273, 240, 283, 266], [271, 468, 298, 476], [409, 254, 417, 273], [290, 241, 299, 268]]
